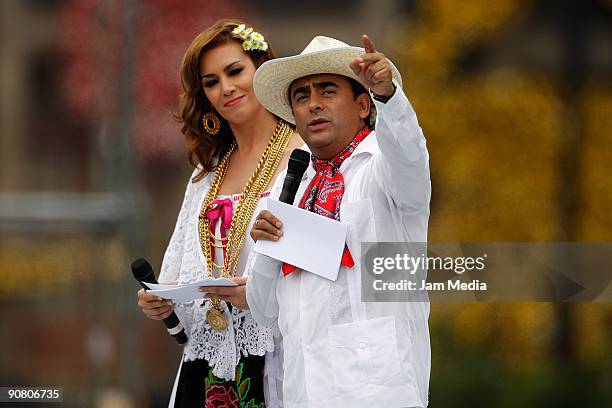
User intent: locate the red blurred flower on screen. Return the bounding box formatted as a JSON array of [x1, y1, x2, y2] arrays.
[[205, 384, 240, 408], [56, 0, 253, 163]]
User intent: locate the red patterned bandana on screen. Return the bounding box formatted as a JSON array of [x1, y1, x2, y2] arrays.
[[282, 126, 371, 276]]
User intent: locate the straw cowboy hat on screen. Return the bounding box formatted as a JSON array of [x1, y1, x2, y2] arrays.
[[253, 36, 403, 124]]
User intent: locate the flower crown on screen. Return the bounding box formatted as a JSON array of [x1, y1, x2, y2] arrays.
[[232, 24, 269, 52]]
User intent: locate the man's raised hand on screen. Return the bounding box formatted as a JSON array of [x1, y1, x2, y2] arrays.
[[349, 34, 395, 97]]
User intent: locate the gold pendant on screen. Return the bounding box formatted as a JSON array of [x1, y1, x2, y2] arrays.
[[206, 307, 227, 332]]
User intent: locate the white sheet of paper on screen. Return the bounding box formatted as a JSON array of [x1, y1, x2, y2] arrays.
[[142, 282, 175, 290], [147, 286, 202, 303], [146, 278, 237, 303], [253, 198, 347, 281]]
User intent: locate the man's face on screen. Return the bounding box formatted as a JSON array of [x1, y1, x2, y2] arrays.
[[289, 74, 370, 159]]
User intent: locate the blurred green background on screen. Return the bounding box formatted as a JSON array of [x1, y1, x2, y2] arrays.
[[0, 0, 610, 407]]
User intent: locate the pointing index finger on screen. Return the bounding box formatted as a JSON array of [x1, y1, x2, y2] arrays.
[[362, 34, 376, 54]]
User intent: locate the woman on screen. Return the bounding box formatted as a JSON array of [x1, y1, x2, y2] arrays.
[[137, 19, 302, 407]]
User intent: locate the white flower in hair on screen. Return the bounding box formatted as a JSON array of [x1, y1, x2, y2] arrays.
[[240, 27, 253, 40], [242, 38, 254, 51], [233, 25, 267, 51], [254, 41, 269, 51], [232, 24, 246, 35], [232, 24, 252, 40]]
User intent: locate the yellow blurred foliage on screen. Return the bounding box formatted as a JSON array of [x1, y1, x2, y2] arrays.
[[0, 236, 127, 296], [388, 0, 612, 365]]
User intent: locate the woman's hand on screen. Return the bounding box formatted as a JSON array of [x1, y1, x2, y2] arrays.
[[199, 276, 249, 310], [137, 288, 175, 320]]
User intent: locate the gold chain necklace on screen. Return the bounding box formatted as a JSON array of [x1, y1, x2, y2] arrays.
[[198, 120, 293, 331]]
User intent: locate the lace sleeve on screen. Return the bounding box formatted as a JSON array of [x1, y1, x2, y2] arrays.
[[158, 168, 201, 284]]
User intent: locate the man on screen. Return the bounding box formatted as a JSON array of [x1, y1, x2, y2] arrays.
[[209, 34, 431, 407]]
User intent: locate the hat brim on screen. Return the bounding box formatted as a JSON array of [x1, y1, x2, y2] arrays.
[[253, 46, 403, 124]]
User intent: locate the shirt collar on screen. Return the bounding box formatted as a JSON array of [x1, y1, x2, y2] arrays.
[[303, 130, 378, 180], [350, 129, 378, 157]]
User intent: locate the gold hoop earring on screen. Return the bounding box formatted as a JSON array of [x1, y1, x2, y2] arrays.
[[202, 111, 221, 135]]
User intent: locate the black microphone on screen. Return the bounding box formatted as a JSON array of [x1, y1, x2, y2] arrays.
[[131, 258, 187, 345], [279, 149, 310, 204]]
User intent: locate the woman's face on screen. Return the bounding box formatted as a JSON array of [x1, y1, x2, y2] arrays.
[[199, 41, 261, 126]]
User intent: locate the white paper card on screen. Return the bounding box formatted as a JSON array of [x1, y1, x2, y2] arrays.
[[145, 278, 237, 303], [142, 282, 175, 290], [253, 198, 347, 281]]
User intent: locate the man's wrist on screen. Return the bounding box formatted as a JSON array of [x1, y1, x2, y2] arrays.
[[372, 82, 396, 103]]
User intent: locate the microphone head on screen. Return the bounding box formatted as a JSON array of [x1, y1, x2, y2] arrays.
[[288, 149, 310, 175], [131, 258, 155, 282]]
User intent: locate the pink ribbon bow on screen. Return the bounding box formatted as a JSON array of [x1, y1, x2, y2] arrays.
[[203, 198, 234, 261]]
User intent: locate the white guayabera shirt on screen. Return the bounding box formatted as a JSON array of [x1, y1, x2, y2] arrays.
[[246, 84, 432, 408]]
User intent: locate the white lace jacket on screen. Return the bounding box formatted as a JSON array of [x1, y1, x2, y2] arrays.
[[158, 166, 277, 382]]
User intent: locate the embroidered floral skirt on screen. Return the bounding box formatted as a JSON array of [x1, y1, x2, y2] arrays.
[[174, 354, 265, 408]]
